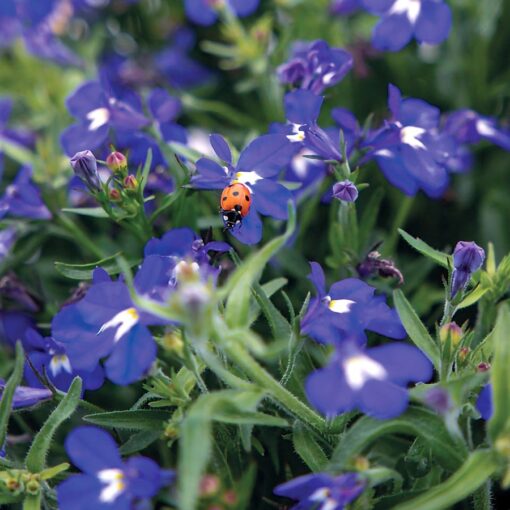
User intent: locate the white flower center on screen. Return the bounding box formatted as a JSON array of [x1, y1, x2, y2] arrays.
[[390, 0, 421, 24], [98, 307, 139, 342], [476, 119, 497, 137], [322, 71, 337, 85], [49, 354, 72, 377], [86, 107, 110, 131], [310, 487, 330, 501], [97, 469, 126, 503], [326, 296, 356, 314], [287, 123, 306, 143], [233, 171, 263, 190], [400, 126, 426, 149], [343, 354, 387, 390]]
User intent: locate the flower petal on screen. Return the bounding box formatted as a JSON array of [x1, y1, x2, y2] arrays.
[[210, 134, 232, 163], [252, 179, 292, 219], [415, 0, 452, 45], [231, 210, 263, 245], [372, 12, 414, 52], [358, 379, 409, 419]]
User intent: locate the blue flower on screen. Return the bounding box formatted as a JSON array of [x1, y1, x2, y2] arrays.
[[301, 262, 406, 345], [365, 84, 458, 197], [282, 90, 343, 162], [185, 0, 259, 26], [330, 0, 363, 15], [190, 134, 295, 245], [57, 426, 174, 510], [0, 165, 52, 220], [60, 79, 149, 156], [148, 88, 187, 145], [0, 226, 16, 263], [23, 329, 105, 393], [365, 0, 452, 52], [0, 311, 34, 348], [0, 379, 52, 409], [306, 341, 432, 419], [444, 110, 510, 151], [278, 40, 353, 95], [451, 241, 485, 298], [476, 384, 492, 421], [1, 97, 35, 180], [274, 472, 365, 510]]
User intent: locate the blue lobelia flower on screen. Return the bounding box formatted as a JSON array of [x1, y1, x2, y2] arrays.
[[184, 0, 259, 26], [0, 379, 52, 409], [23, 328, 104, 393], [0, 311, 35, 348], [364, 84, 460, 198], [277, 40, 353, 95], [0, 0, 82, 67], [476, 384, 492, 421], [330, 0, 363, 15], [451, 241, 485, 298], [364, 0, 452, 52], [148, 88, 187, 145], [51, 266, 171, 386], [57, 426, 174, 510], [0, 165, 52, 220], [306, 341, 433, 419], [444, 110, 510, 152], [0, 226, 16, 263], [1, 97, 35, 181], [190, 134, 296, 245], [274, 472, 365, 510], [60, 79, 149, 156], [301, 262, 406, 346]]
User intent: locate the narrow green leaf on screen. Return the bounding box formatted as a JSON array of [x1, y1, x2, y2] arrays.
[[292, 421, 328, 472], [61, 207, 109, 218], [25, 377, 82, 473], [214, 410, 287, 427], [22, 493, 41, 510], [252, 283, 292, 341], [40, 462, 70, 480], [393, 289, 440, 369], [393, 450, 498, 510], [0, 138, 35, 166], [139, 148, 153, 193], [457, 285, 489, 309], [83, 409, 170, 430], [488, 302, 510, 441], [359, 187, 384, 250], [119, 430, 162, 455], [168, 141, 204, 163], [399, 229, 450, 268], [0, 341, 24, 448], [224, 203, 295, 328], [55, 253, 139, 280], [329, 407, 467, 472]]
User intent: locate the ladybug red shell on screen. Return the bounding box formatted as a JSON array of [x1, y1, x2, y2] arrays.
[[220, 182, 251, 230]]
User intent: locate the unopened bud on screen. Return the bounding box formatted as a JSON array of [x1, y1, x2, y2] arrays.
[[477, 362, 491, 372], [162, 330, 184, 356], [123, 175, 138, 191], [106, 151, 127, 172], [496, 436, 510, 458], [223, 490, 237, 506], [109, 189, 121, 201], [439, 322, 463, 346], [164, 424, 179, 439], [26, 479, 40, 495], [354, 456, 370, 471], [200, 475, 221, 497], [70, 150, 101, 191], [458, 346, 470, 361]]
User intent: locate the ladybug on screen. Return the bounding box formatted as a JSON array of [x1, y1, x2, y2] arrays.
[[220, 182, 251, 230]]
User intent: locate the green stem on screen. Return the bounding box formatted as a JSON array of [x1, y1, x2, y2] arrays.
[[22, 493, 41, 510], [384, 195, 414, 256], [472, 480, 492, 510], [57, 214, 104, 259], [215, 326, 327, 434]]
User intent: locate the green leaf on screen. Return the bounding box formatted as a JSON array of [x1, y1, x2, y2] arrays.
[[393, 450, 498, 510], [54, 252, 140, 280], [61, 207, 109, 218], [329, 407, 467, 472], [398, 230, 450, 268], [359, 188, 384, 250], [0, 341, 24, 448], [0, 494, 23, 505], [0, 138, 35, 166], [168, 141, 204, 163], [488, 302, 510, 441], [22, 493, 41, 510], [83, 410, 171, 430], [223, 202, 296, 329], [39, 462, 70, 480], [25, 377, 82, 473], [178, 389, 275, 510], [292, 421, 328, 472], [457, 285, 489, 309], [393, 290, 440, 369], [119, 430, 162, 455], [252, 283, 292, 341], [139, 148, 153, 193]]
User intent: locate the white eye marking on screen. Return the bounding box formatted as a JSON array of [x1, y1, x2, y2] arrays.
[[49, 355, 72, 377], [343, 354, 387, 390], [324, 296, 356, 314], [86, 107, 110, 131], [390, 0, 422, 24], [287, 123, 306, 143], [98, 308, 139, 342], [400, 126, 426, 149], [97, 469, 125, 502], [476, 119, 497, 137]]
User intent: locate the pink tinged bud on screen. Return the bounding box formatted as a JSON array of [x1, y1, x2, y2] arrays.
[[106, 151, 127, 172], [109, 189, 121, 201], [223, 490, 237, 505], [458, 346, 470, 361], [439, 322, 463, 346], [477, 362, 491, 372], [199, 475, 221, 497], [123, 175, 138, 190]]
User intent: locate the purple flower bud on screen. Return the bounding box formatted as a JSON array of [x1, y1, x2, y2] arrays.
[[332, 180, 358, 202], [70, 150, 100, 191], [424, 387, 451, 415], [451, 241, 485, 297]]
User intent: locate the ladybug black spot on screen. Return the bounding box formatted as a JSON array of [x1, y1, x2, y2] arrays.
[[245, 195, 250, 201], [222, 196, 227, 201], [233, 191, 239, 196]]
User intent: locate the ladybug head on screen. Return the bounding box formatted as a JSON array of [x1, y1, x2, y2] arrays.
[[221, 208, 243, 230]]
